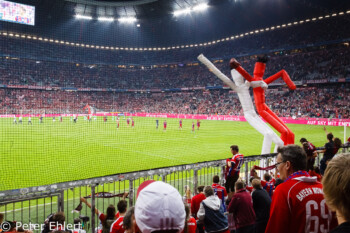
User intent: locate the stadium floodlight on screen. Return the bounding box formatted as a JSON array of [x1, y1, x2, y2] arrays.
[[118, 17, 137, 23], [193, 3, 208, 12], [98, 17, 114, 22], [173, 8, 191, 16], [75, 14, 92, 20]]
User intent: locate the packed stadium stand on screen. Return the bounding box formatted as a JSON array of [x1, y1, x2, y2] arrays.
[[1, 28, 349, 118], [0, 84, 349, 119]]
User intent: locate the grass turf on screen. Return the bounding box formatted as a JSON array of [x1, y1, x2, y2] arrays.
[[0, 116, 346, 192]]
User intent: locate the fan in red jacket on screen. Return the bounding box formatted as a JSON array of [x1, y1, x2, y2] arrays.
[[190, 186, 206, 220], [265, 145, 337, 233], [228, 180, 256, 232], [110, 200, 128, 233]]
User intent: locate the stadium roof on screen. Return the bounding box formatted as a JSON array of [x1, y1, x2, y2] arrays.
[[1, 0, 350, 47]]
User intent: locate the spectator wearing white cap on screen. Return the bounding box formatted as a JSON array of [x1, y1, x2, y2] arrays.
[[135, 180, 186, 233], [197, 186, 229, 233]]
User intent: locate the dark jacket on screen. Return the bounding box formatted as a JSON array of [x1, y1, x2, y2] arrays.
[[227, 188, 255, 229], [252, 188, 271, 223], [198, 195, 228, 233], [330, 222, 350, 233]]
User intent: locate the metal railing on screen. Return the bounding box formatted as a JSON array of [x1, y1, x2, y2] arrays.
[[1, 146, 350, 233]]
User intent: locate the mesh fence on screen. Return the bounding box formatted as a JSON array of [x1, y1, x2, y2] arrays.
[[0, 1, 349, 193]]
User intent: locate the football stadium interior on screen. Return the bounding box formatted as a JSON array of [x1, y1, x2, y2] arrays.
[[0, 0, 350, 232]]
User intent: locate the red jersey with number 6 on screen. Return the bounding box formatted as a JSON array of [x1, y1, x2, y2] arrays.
[[265, 173, 337, 233], [110, 216, 124, 233]]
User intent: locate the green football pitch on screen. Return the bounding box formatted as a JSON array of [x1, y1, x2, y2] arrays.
[[0, 116, 346, 192]]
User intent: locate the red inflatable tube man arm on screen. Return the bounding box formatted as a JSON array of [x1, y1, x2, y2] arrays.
[[229, 58, 254, 82], [264, 70, 296, 90], [230, 56, 295, 145]]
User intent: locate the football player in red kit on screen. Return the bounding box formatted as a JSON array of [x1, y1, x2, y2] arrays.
[[163, 120, 167, 131]]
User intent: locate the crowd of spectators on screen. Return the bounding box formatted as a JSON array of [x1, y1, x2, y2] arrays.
[[0, 15, 349, 119], [1, 15, 349, 64], [0, 83, 348, 119], [0, 44, 349, 89]]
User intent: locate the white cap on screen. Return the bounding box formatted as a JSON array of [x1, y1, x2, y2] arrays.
[[135, 181, 186, 233]]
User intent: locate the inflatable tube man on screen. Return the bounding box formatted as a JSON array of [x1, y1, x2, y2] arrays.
[[198, 54, 284, 154], [231, 56, 296, 145]]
